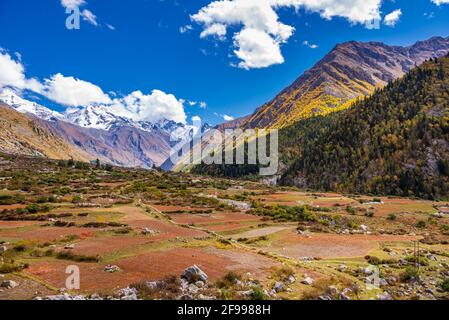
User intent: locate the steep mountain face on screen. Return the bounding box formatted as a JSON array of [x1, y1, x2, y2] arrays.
[[35, 119, 172, 168], [243, 36, 449, 129], [0, 89, 204, 168], [193, 54, 449, 199], [0, 104, 91, 161], [279, 54, 449, 199]]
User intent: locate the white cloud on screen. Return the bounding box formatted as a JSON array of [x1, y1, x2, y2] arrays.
[[179, 24, 193, 34], [223, 114, 235, 121], [1, 48, 191, 125], [0, 49, 42, 92], [192, 0, 382, 69], [81, 9, 98, 26], [60, 0, 86, 9], [41, 73, 112, 107], [110, 90, 187, 124], [60, 0, 101, 27], [384, 9, 402, 27], [199, 101, 207, 109], [431, 0, 449, 5], [303, 40, 318, 49]]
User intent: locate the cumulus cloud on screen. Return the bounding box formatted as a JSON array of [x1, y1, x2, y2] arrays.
[[41, 73, 112, 107], [384, 9, 402, 27], [0, 49, 190, 124], [60, 0, 86, 9], [192, 0, 382, 69], [0, 49, 42, 92], [110, 90, 187, 124]]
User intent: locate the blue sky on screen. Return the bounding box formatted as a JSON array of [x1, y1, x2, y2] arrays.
[[0, 0, 449, 125]]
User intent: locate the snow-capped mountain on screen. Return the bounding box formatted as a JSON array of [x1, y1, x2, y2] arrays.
[[0, 88, 210, 169], [64, 105, 135, 130], [0, 88, 63, 121]]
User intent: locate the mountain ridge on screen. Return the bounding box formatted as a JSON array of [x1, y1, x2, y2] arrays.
[[242, 36, 449, 129]]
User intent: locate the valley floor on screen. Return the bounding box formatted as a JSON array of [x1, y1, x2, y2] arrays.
[[0, 154, 448, 300]]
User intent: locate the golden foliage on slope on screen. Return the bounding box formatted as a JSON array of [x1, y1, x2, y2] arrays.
[[0, 104, 92, 161]]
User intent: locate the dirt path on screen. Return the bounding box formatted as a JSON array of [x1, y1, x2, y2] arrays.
[[231, 226, 293, 239]]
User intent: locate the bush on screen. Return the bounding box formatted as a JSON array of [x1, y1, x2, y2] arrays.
[[365, 211, 375, 218], [346, 206, 356, 215], [56, 251, 100, 263], [440, 278, 449, 292], [415, 220, 426, 229], [402, 266, 419, 282], [0, 262, 28, 273], [249, 286, 267, 300], [216, 272, 241, 289], [387, 214, 397, 221]]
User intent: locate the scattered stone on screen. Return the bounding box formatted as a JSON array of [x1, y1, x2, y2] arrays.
[[145, 281, 158, 290], [377, 292, 393, 300], [318, 295, 332, 300], [118, 287, 138, 300], [426, 254, 437, 261], [339, 292, 351, 300], [327, 286, 339, 295], [104, 265, 120, 273], [142, 228, 158, 236], [188, 284, 199, 294], [273, 282, 285, 293], [1, 280, 18, 289], [64, 244, 75, 250], [364, 267, 374, 275], [195, 281, 205, 288], [287, 275, 296, 284], [0, 245, 8, 253], [179, 294, 193, 300], [301, 277, 314, 285], [181, 265, 208, 283], [338, 264, 347, 272]]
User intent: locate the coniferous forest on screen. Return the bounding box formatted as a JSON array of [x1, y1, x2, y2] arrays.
[[194, 54, 449, 200]]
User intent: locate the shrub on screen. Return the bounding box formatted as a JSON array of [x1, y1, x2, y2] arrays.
[[216, 272, 242, 289], [56, 251, 100, 263], [415, 220, 426, 229], [249, 286, 267, 300], [387, 214, 397, 221], [365, 211, 375, 218], [402, 266, 419, 282], [440, 278, 449, 292], [0, 262, 28, 273], [346, 206, 356, 215]]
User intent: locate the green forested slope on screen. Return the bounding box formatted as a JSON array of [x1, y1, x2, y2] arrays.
[[193, 54, 449, 199]]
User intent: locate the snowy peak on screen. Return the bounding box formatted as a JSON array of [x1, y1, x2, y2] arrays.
[[0, 88, 63, 121], [63, 105, 134, 130]]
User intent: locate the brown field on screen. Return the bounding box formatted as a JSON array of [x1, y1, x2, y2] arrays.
[[262, 231, 419, 259], [1, 157, 448, 300]]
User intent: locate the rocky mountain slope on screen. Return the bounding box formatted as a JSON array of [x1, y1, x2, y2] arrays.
[[278, 53, 449, 199], [197, 54, 449, 199], [243, 36, 449, 129], [35, 118, 172, 168], [0, 89, 204, 168], [0, 104, 91, 161]]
